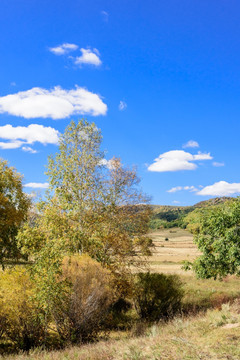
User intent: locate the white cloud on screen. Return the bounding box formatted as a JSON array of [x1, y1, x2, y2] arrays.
[[119, 101, 127, 111], [0, 124, 59, 151], [24, 182, 49, 189], [184, 186, 198, 192], [183, 140, 199, 148], [193, 152, 212, 160], [148, 150, 212, 172], [49, 43, 78, 55], [213, 162, 225, 167], [101, 10, 109, 22], [197, 181, 240, 196], [167, 186, 183, 193], [0, 124, 59, 144], [172, 200, 180, 204], [74, 48, 102, 67], [22, 146, 38, 154], [99, 158, 115, 170], [167, 185, 198, 193], [0, 140, 24, 149], [0, 86, 107, 119]]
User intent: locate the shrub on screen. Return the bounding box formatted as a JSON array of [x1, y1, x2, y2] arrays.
[[52, 254, 115, 343], [0, 268, 45, 351], [134, 272, 184, 321]]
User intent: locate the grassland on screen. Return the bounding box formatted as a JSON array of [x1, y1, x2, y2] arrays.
[[145, 228, 240, 311], [146, 227, 199, 274]]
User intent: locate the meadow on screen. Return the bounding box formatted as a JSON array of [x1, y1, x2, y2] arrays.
[[146, 228, 240, 311], [146, 227, 199, 274]]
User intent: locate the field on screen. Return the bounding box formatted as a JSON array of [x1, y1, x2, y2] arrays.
[[146, 227, 200, 274], [143, 228, 240, 311]]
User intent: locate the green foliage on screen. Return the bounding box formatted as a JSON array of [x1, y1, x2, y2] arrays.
[[151, 206, 194, 229], [18, 120, 152, 285], [0, 268, 45, 351], [0, 159, 31, 268], [184, 198, 240, 279], [134, 272, 184, 321], [182, 208, 203, 234]]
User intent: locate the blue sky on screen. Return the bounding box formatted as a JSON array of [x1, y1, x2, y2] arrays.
[[0, 0, 240, 205]]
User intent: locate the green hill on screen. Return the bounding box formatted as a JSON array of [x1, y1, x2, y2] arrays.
[[150, 197, 233, 229]]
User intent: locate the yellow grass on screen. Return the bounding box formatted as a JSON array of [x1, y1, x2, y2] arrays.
[[144, 227, 199, 274]]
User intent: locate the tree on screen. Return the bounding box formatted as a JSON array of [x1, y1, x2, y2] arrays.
[[184, 198, 240, 279], [0, 159, 30, 269], [18, 120, 152, 296]]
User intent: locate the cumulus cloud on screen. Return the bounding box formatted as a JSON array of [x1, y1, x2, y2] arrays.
[[0, 86, 107, 119], [0, 124, 59, 151], [148, 150, 213, 172], [24, 182, 49, 189], [213, 162, 225, 167], [197, 181, 240, 196], [49, 43, 78, 55], [118, 101, 127, 111], [74, 48, 102, 67], [0, 124, 59, 144], [167, 185, 198, 193], [183, 140, 199, 148]]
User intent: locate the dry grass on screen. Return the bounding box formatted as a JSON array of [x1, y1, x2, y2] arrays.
[[145, 227, 199, 274], [3, 303, 240, 360]]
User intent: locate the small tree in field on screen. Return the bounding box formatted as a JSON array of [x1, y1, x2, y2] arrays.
[[184, 198, 240, 279], [18, 119, 152, 320], [0, 159, 30, 269]]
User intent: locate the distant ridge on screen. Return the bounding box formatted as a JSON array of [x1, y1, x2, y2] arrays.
[[152, 197, 233, 211], [193, 197, 233, 208], [150, 197, 234, 229]]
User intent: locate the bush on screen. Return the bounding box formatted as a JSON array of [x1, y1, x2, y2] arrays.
[[52, 254, 115, 343], [0, 268, 45, 351], [134, 272, 184, 321]]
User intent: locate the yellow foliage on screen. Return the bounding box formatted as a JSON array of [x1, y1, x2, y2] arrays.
[[53, 254, 115, 343], [0, 268, 44, 350]]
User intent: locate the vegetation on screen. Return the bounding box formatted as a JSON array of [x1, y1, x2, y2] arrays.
[[150, 197, 233, 229], [3, 302, 240, 360], [0, 159, 31, 269], [0, 268, 45, 352], [134, 272, 184, 320], [0, 120, 154, 353], [184, 198, 240, 279], [1, 120, 240, 357]]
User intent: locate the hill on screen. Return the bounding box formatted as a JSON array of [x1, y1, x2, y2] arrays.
[[150, 197, 233, 229]]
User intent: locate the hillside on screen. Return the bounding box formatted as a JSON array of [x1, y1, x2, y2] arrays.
[[150, 197, 233, 229]]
